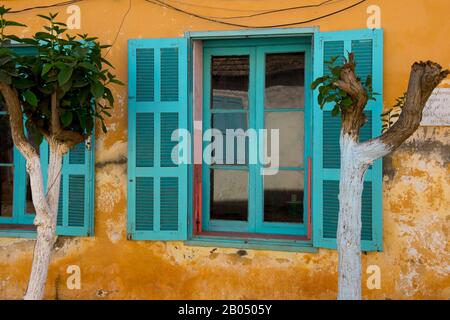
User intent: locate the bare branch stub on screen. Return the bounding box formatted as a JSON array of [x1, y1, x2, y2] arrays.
[[334, 53, 369, 139], [380, 61, 449, 150]]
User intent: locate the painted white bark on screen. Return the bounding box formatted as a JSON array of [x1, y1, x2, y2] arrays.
[[337, 132, 389, 300], [337, 133, 368, 300], [24, 143, 63, 300]]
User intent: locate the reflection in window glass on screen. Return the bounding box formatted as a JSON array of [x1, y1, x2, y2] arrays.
[[0, 114, 13, 164], [26, 175, 35, 214], [211, 113, 248, 165], [211, 169, 248, 221], [0, 166, 13, 217], [264, 170, 304, 223], [211, 55, 249, 110], [265, 52, 305, 109], [265, 112, 304, 168], [0, 114, 14, 217]]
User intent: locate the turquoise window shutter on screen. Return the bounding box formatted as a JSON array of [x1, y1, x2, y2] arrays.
[[312, 29, 383, 252], [41, 139, 95, 236], [128, 38, 188, 240]]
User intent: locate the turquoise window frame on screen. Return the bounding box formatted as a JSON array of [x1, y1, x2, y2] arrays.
[[201, 38, 313, 237], [0, 112, 44, 227]]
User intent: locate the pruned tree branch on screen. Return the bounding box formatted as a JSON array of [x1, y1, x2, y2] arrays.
[[0, 82, 52, 228], [358, 61, 449, 161], [51, 91, 61, 136], [333, 53, 369, 138], [0, 83, 37, 158]]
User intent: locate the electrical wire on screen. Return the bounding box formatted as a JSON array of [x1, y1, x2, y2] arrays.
[[9, 0, 84, 14], [105, 0, 132, 56], [170, 0, 341, 20], [6, 0, 368, 53], [162, 0, 271, 12], [145, 0, 368, 28]]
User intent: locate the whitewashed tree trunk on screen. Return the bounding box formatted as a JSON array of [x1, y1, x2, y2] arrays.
[[337, 133, 370, 300], [328, 60, 448, 300], [24, 143, 63, 300]]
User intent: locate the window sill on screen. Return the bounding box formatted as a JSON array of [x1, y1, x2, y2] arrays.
[[186, 234, 318, 253], [0, 225, 36, 239]]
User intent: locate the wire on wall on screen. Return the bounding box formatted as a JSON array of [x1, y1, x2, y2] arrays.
[[9, 0, 84, 13], [144, 0, 368, 28], [105, 0, 132, 56], [168, 0, 340, 20], [7, 0, 369, 53]]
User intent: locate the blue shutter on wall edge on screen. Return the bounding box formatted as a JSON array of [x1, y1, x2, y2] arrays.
[[128, 38, 188, 240], [41, 138, 95, 236], [312, 29, 383, 252]]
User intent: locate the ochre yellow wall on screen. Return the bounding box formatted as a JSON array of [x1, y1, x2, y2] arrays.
[[0, 0, 449, 299]]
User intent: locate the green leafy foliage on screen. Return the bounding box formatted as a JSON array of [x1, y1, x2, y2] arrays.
[[0, 6, 122, 147], [311, 55, 377, 117]]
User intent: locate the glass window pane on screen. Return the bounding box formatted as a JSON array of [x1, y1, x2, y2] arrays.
[[212, 55, 249, 109], [0, 114, 13, 164], [26, 174, 35, 215], [0, 166, 14, 217], [264, 170, 304, 223], [265, 112, 304, 167], [211, 113, 248, 165], [265, 52, 305, 109], [211, 169, 248, 221]]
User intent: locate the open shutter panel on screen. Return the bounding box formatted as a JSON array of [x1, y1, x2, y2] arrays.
[[128, 38, 188, 240], [312, 29, 383, 252], [42, 139, 94, 236]]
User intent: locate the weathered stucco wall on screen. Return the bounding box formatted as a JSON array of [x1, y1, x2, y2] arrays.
[[0, 0, 449, 299]]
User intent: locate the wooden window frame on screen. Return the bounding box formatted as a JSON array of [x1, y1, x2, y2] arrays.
[[191, 37, 313, 242]]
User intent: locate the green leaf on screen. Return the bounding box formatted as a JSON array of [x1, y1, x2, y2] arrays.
[[103, 87, 114, 106], [34, 31, 55, 40], [58, 66, 73, 86], [19, 38, 38, 45], [101, 57, 113, 68], [110, 78, 124, 86], [12, 77, 34, 89], [41, 63, 53, 76], [0, 6, 11, 15], [4, 34, 22, 43], [60, 111, 73, 127], [325, 94, 338, 103], [23, 89, 38, 107], [76, 110, 87, 130], [77, 61, 97, 71], [90, 81, 104, 98], [331, 106, 340, 117], [342, 97, 354, 108], [86, 115, 94, 134], [5, 21, 26, 27], [311, 76, 327, 90], [331, 66, 342, 77], [325, 56, 339, 66]]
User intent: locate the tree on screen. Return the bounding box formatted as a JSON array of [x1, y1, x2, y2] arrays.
[[312, 53, 448, 300], [0, 7, 122, 300]]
